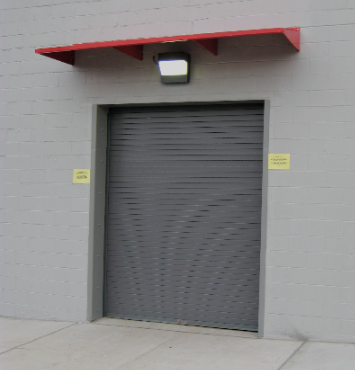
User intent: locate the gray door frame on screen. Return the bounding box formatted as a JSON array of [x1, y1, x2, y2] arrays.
[[87, 101, 270, 336]]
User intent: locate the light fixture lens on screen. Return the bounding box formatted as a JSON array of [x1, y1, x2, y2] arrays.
[[157, 52, 190, 84], [158, 60, 188, 76]]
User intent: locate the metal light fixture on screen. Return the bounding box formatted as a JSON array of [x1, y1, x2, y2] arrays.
[[157, 52, 190, 84]]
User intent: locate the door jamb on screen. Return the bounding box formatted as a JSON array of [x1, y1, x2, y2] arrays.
[[258, 100, 270, 337], [87, 105, 108, 321]]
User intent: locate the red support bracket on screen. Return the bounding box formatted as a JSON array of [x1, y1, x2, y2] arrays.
[[283, 28, 300, 51], [113, 44, 143, 61], [41, 51, 75, 65], [194, 38, 218, 56]]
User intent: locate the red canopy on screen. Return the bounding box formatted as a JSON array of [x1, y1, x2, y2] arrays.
[[35, 28, 300, 65]]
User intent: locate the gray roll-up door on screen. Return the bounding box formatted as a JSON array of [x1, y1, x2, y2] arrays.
[[105, 103, 264, 331]]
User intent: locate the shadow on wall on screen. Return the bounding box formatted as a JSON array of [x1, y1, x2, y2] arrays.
[[74, 33, 298, 72]]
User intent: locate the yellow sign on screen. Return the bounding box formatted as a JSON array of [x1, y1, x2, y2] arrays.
[[268, 154, 290, 170], [73, 169, 90, 184]]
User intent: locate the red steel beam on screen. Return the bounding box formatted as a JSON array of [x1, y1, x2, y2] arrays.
[[35, 28, 300, 64]]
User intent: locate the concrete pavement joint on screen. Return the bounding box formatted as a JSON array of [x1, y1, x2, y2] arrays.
[[276, 341, 306, 370], [0, 322, 78, 356]]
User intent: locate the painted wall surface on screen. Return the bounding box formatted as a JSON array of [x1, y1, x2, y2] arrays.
[[1, 0, 355, 342]]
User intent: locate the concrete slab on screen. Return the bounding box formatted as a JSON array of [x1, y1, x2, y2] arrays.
[[0, 348, 75, 370], [0, 347, 11, 355], [282, 342, 355, 370], [9, 323, 178, 369], [118, 333, 302, 370], [21, 322, 177, 357], [0, 317, 73, 348], [0, 347, 151, 370]]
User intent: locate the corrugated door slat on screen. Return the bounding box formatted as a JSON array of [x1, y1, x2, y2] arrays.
[[105, 103, 264, 331]]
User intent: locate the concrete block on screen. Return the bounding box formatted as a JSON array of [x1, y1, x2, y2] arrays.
[[341, 189, 355, 204], [265, 234, 289, 251], [0, 142, 19, 157], [289, 236, 324, 253], [309, 90, 348, 106], [340, 319, 355, 336], [39, 280, 70, 297], [291, 267, 324, 285], [304, 285, 341, 302], [19, 114, 46, 129], [66, 212, 86, 227], [271, 219, 307, 236], [19, 170, 45, 183], [31, 129, 57, 142], [54, 239, 87, 255], [322, 269, 345, 287], [161, 0, 190, 7], [44, 142, 71, 155], [1, 169, 19, 183], [18, 197, 44, 211], [0, 250, 16, 264], [270, 282, 304, 300], [57, 128, 91, 142], [291, 73, 329, 91], [342, 255, 355, 272], [306, 188, 343, 204], [129, 0, 162, 11], [41, 225, 69, 240], [0, 302, 15, 317], [343, 222, 355, 237], [55, 184, 90, 199], [16, 251, 40, 266], [345, 156, 355, 171], [70, 198, 89, 213], [68, 282, 87, 298], [270, 187, 309, 204], [192, 17, 227, 34], [322, 317, 342, 337], [28, 237, 55, 253], [325, 205, 355, 221], [16, 223, 43, 238], [68, 227, 89, 242], [161, 20, 194, 37], [65, 268, 87, 284], [303, 316, 324, 335], [324, 155, 348, 172], [273, 123, 309, 139], [31, 73, 59, 88], [66, 254, 87, 270], [6, 128, 32, 143], [18, 183, 55, 198], [50, 3, 76, 19], [19, 142, 45, 156], [99, 0, 130, 13], [345, 89, 355, 106], [44, 170, 71, 184], [3, 236, 28, 251], [341, 271, 355, 288]]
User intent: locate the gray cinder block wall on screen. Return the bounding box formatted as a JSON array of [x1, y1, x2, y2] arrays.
[[0, 0, 354, 342]]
